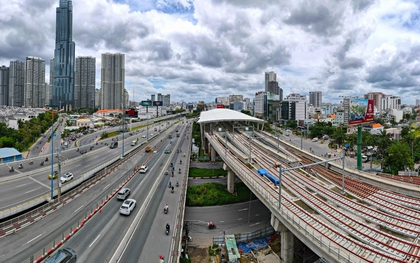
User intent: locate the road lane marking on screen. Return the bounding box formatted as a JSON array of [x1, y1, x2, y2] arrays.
[[16, 183, 30, 188], [89, 234, 101, 248], [25, 188, 41, 194], [238, 218, 242, 220], [255, 214, 260, 216], [28, 176, 50, 189], [103, 183, 110, 190], [238, 208, 248, 211], [27, 233, 43, 243], [249, 222, 261, 227], [74, 205, 84, 213]]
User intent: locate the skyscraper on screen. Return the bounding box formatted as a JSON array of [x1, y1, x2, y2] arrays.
[[0, 66, 9, 106], [24, 56, 46, 108], [52, 0, 75, 110], [100, 53, 125, 109], [265, 71, 276, 91], [163, 94, 170, 107], [9, 60, 25, 107], [74, 56, 96, 109], [309, 91, 322, 107]]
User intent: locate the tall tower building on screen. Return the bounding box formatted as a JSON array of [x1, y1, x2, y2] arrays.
[[151, 94, 155, 102], [157, 93, 163, 102], [52, 0, 75, 110], [100, 53, 125, 109], [163, 94, 170, 107], [309, 91, 322, 107], [9, 60, 25, 107], [24, 56, 46, 108], [0, 66, 9, 106], [75, 56, 96, 109], [265, 71, 276, 91]]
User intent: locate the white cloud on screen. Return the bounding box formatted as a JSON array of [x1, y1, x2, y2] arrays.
[[1, 0, 420, 104]]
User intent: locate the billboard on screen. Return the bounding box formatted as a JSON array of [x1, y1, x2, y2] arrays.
[[140, 101, 152, 107], [348, 99, 374, 125], [153, 101, 163, 106]]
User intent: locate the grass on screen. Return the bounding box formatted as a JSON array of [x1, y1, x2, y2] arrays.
[[189, 167, 227, 178], [186, 182, 258, 206]]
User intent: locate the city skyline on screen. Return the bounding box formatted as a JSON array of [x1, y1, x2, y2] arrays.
[[1, 0, 420, 104]]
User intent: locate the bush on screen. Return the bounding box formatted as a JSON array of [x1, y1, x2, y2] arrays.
[[189, 167, 227, 178]]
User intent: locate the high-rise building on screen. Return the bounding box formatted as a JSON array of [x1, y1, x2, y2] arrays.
[[267, 81, 280, 96], [100, 53, 125, 109], [151, 94, 155, 102], [309, 91, 322, 107], [157, 93, 163, 102], [52, 0, 75, 110], [0, 66, 9, 106], [24, 56, 46, 108], [364, 92, 385, 111], [74, 56, 96, 109], [163, 94, 170, 107], [9, 60, 25, 107], [265, 71, 276, 91]]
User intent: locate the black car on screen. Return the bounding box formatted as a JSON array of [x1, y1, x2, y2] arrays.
[[45, 247, 77, 263]]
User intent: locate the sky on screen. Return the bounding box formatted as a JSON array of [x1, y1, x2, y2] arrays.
[[1, 0, 420, 105]]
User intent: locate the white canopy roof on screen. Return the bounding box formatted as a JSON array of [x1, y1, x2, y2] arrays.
[[197, 109, 265, 124]]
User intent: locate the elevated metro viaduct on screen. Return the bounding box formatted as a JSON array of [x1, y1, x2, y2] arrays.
[[197, 109, 299, 263]]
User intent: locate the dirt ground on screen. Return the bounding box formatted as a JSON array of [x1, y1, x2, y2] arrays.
[[187, 235, 281, 263]]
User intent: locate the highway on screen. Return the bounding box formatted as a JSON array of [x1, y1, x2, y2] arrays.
[[1, 120, 187, 262], [0, 118, 176, 214]]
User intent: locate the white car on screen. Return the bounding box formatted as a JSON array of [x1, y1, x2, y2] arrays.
[[142, 135, 146, 138], [117, 188, 130, 200], [119, 199, 136, 215], [60, 172, 73, 184], [139, 165, 148, 173]]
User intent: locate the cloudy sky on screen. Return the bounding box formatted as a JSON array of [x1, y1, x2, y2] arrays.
[[1, 0, 420, 104]]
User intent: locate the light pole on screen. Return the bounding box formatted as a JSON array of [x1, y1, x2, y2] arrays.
[[278, 164, 282, 210], [44, 108, 60, 201]]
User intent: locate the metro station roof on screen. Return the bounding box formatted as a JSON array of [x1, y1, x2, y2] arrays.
[[197, 109, 265, 124]]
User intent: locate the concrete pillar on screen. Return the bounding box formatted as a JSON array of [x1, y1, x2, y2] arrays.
[[210, 146, 216, 162], [223, 163, 235, 193], [271, 213, 294, 263]]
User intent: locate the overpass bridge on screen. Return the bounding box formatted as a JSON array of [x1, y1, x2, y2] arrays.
[[198, 109, 420, 263]]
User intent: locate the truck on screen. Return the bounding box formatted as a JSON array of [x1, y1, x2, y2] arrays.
[[131, 138, 138, 146]]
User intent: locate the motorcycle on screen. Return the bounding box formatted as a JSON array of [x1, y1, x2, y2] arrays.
[[171, 186, 174, 193], [166, 224, 170, 235], [40, 161, 44, 166], [45, 157, 49, 162], [176, 181, 179, 187], [208, 222, 216, 229], [179, 168, 181, 174], [29, 160, 33, 165], [164, 205, 168, 214], [180, 160, 182, 164], [18, 164, 23, 169], [9, 166, 14, 172]]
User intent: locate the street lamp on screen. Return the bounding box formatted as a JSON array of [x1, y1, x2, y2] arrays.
[[44, 108, 61, 201]]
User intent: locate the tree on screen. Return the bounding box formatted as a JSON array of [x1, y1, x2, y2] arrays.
[[375, 130, 393, 169], [331, 127, 347, 148], [384, 141, 414, 174]]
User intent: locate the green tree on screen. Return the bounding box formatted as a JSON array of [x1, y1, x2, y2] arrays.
[[285, 120, 297, 130], [331, 126, 347, 148], [384, 141, 414, 174], [375, 130, 393, 169]]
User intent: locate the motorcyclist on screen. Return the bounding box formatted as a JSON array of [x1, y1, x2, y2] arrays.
[[164, 204, 168, 212], [176, 180, 179, 187], [9, 166, 14, 172], [18, 163, 23, 169], [179, 168, 181, 174], [166, 223, 170, 231], [168, 180, 172, 188], [171, 186, 174, 193], [180, 160, 182, 164]]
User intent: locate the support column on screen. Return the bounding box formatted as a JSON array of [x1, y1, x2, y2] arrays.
[[223, 163, 235, 193], [271, 213, 294, 263], [210, 146, 216, 162]]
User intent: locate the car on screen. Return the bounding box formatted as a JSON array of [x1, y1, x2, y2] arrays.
[[44, 247, 77, 263], [145, 146, 152, 152], [119, 199, 136, 215], [60, 172, 73, 184], [139, 165, 148, 173], [312, 137, 319, 142], [164, 149, 171, 154], [117, 188, 130, 200], [142, 135, 146, 138], [48, 171, 59, 179]]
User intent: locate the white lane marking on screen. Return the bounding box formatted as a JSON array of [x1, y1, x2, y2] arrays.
[[249, 222, 261, 227], [25, 188, 41, 194], [74, 205, 84, 213], [16, 183, 30, 188], [238, 218, 242, 221], [28, 176, 50, 189], [255, 214, 260, 217], [103, 184, 110, 190], [27, 233, 43, 243], [238, 208, 248, 211], [89, 234, 101, 248], [219, 221, 224, 223]]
